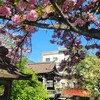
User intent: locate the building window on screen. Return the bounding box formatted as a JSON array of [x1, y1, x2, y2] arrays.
[[53, 57, 58, 61], [47, 80, 54, 89], [45, 58, 50, 62], [47, 80, 53, 88]]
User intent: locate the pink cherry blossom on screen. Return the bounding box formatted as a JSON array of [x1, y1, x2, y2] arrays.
[[11, 15, 21, 25], [91, 0, 97, 3], [75, 0, 86, 9], [43, 0, 50, 6], [25, 48, 31, 53], [28, 0, 36, 4], [67, 0, 76, 5], [3, 6, 11, 16], [0, 7, 4, 16], [13, 57, 19, 64], [73, 18, 86, 26], [87, 12, 96, 22], [6, 0, 13, 3], [0, 6, 11, 16], [17, 1, 26, 12], [27, 4, 35, 10], [26, 10, 38, 21], [28, 26, 36, 32], [50, 40, 55, 44]]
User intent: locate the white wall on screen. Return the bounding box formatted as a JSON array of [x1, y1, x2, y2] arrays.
[[42, 53, 64, 62], [42, 50, 69, 67]]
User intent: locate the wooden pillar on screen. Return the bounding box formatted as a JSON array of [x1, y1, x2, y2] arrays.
[[0, 80, 12, 100]]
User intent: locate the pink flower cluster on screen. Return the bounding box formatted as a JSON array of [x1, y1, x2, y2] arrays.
[[0, 6, 11, 16], [16, 1, 26, 12], [28, 0, 36, 4], [91, 0, 97, 3], [26, 10, 38, 21], [11, 15, 21, 25], [75, 0, 86, 9], [73, 18, 86, 26], [87, 13, 96, 22], [24, 48, 31, 53], [43, 0, 50, 6], [65, 0, 76, 5], [28, 26, 36, 32], [12, 35, 23, 45], [62, 0, 77, 12], [27, 4, 35, 10], [6, 0, 13, 3]]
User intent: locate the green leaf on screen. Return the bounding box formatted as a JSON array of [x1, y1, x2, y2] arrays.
[[14, 0, 20, 5], [0, 1, 4, 6], [11, 58, 49, 100], [35, 6, 42, 19]]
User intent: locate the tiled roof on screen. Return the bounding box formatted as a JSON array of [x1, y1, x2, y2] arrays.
[[0, 64, 32, 80], [27, 61, 55, 74], [0, 46, 32, 80]]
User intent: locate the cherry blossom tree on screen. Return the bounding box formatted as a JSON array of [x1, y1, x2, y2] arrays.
[[0, 0, 99, 76]]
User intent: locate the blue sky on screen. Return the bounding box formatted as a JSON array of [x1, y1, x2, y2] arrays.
[[27, 28, 100, 62], [27, 28, 59, 62]]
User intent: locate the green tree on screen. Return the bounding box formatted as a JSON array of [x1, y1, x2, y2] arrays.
[[10, 58, 49, 100], [78, 55, 100, 96]]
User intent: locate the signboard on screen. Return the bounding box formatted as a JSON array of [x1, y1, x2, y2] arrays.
[[62, 90, 90, 96]]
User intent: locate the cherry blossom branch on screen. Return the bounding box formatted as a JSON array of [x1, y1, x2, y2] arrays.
[[24, 20, 70, 30], [0, 16, 100, 39], [11, 30, 30, 64], [0, 15, 100, 39], [25, 21, 100, 39], [49, 0, 100, 39]]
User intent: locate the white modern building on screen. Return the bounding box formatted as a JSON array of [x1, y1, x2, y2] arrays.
[[42, 48, 69, 67]]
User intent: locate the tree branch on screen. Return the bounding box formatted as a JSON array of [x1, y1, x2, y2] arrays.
[[25, 21, 100, 39], [0, 11, 100, 39], [24, 20, 70, 30], [49, 0, 100, 39]]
